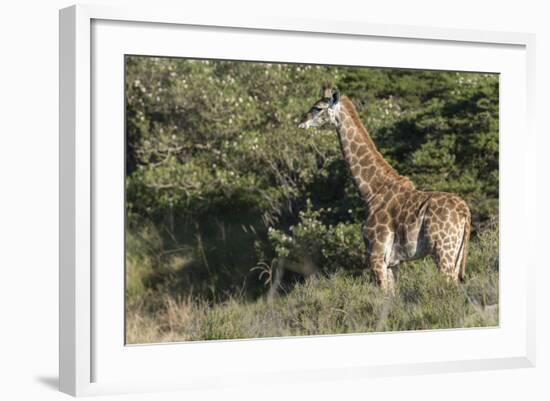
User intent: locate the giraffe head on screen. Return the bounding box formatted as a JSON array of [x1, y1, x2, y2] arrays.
[[298, 83, 341, 129]]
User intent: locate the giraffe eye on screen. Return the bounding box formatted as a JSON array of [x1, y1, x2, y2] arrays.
[[312, 106, 322, 113]]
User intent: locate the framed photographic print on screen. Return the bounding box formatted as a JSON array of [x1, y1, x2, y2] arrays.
[[59, 4, 536, 397]]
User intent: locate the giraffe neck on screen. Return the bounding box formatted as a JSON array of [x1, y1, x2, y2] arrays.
[[335, 96, 414, 205]]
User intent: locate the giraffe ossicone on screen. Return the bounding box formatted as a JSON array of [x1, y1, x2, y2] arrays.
[[297, 84, 471, 294]]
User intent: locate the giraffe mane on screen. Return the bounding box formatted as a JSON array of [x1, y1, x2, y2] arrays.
[[340, 96, 415, 188]]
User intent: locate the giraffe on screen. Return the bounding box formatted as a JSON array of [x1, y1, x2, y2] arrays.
[[297, 83, 471, 294]]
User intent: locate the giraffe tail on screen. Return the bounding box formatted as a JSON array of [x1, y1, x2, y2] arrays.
[[457, 212, 471, 282]]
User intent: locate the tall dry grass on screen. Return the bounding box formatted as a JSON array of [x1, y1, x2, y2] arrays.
[[126, 222, 498, 344]]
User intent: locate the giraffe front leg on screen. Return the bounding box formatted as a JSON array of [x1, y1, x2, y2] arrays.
[[369, 253, 393, 295], [387, 265, 399, 294], [362, 223, 395, 295]]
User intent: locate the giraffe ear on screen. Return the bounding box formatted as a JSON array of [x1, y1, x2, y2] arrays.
[[331, 89, 340, 105]]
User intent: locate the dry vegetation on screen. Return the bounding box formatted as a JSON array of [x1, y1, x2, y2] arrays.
[[126, 222, 498, 344]]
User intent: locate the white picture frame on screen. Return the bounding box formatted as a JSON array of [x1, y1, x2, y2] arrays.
[[59, 4, 536, 397]]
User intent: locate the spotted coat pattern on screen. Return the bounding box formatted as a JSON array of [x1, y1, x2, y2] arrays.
[[299, 86, 471, 294]]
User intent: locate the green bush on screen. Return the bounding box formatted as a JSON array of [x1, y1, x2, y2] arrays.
[[267, 199, 365, 274]]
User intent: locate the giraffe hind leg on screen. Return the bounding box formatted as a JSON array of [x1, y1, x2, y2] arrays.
[[434, 244, 461, 283]]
